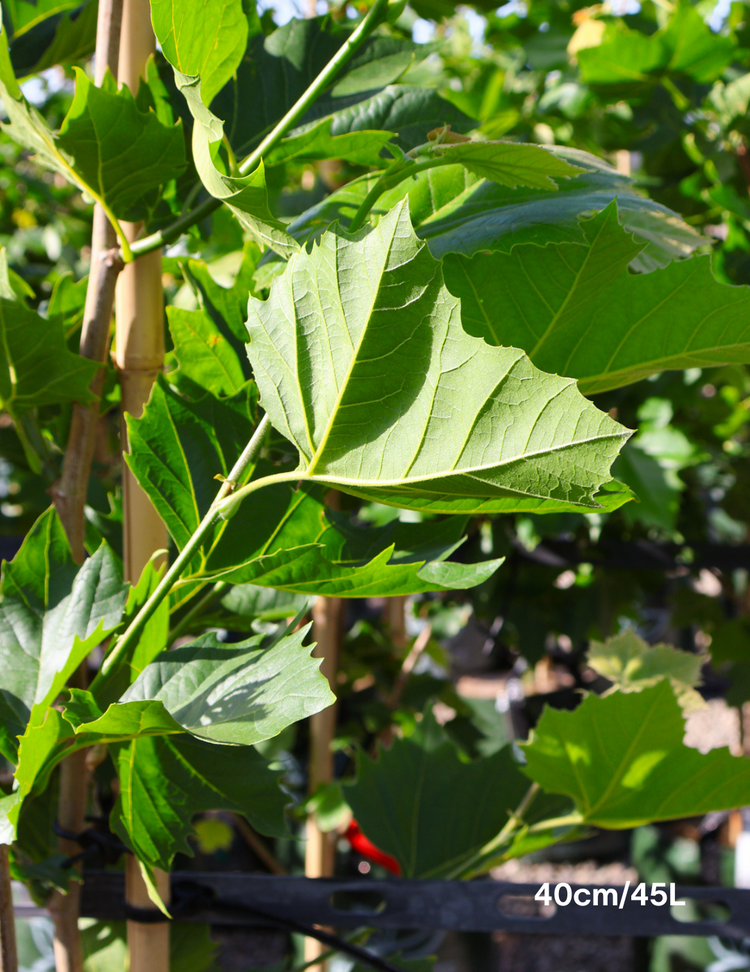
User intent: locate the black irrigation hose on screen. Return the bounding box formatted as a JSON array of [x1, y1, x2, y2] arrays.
[[125, 880, 405, 972]]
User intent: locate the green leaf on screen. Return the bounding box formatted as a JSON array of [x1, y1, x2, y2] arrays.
[[0, 508, 126, 762], [587, 629, 706, 712], [150, 0, 250, 108], [173, 71, 298, 257], [612, 442, 681, 532], [522, 681, 750, 829], [56, 69, 187, 222], [211, 18, 454, 155], [209, 540, 503, 596], [1, 705, 74, 842], [0, 246, 34, 302], [125, 378, 258, 554], [3, 0, 80, 39], [119, 622, 334, 745], [578, 5, 736, 88], [126, 377, 503, 594], [446, 203, 750, 395], [9, 0, 98, 78], [246, 200, 630, 515], [265, 118, 394, 168], [47, 271, 88, 334], [166, 247, 257, 396], [90, 556, 169, 710], [285, 84, 474, 155], [289, 148, 703, 271], [167, 307, 248, 397], [0, 297, 99, 414], [109, 733, 287, 870], [63, 692, 184, 740], [346, 713, 529, 878], [217, 585, 311, 624], [0, 28, 186, 238], [426, 140, 583, 190]]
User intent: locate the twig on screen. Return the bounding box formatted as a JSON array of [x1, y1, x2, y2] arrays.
[[385, 623, 432, 710], [0, 845, 18, 972], [230, 815, 286, 875], [54, 232, 123, 562]]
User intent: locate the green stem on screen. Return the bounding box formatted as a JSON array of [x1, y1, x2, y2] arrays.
[[661, 77, 690, 114], [102, 415, 271, 675], [348, 157, 449, 233], [168, 580, 228, 643], [449, 782, 541, 880], [128, 0, 390, 261]]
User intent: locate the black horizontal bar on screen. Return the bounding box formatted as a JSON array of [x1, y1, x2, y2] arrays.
[[75, 872, 750, 939]]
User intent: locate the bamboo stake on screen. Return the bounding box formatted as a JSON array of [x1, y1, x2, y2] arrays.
[[49, 6, 124, 971], [0, 846, 17, 972], [304, 593, 344, 971], [48, 747, 88, 972], [116, 0, 170, 964]]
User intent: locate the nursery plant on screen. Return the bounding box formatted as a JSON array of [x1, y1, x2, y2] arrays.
[[4, 0, 750, 970]]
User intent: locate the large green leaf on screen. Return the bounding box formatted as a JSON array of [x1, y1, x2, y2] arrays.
[[288, 148, 703, 271], [522, 681, 750, 829], [3, 0, 80, 38], [9, 0, 98, 78], [119, 622, 334, 745], [0, 508, 126, 762], [347, 714, 529, 878], [0, 31, 186, 227], [0, 298, 99, 415], [578, 5, 736, 88], [209, 18, 454, 155], [246, 200, 630, 515], [109, 733, 287, 870], [173, 70, 298, 257], [444, 202, 750, 395], [126, 377, 503, 594], [57, 69, 186, 221], [150, 0, 250, 108]]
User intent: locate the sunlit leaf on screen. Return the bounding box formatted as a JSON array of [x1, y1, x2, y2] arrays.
[[246, 200, 630, 515], [445, 202, 748, 394], [289, 148, 703, 271], [587, 629, 706, 712], [119, 621, 334, 745], [150, 0, 251, 107], [126, 378, 503, 595], [523, 681, 750, 828]]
